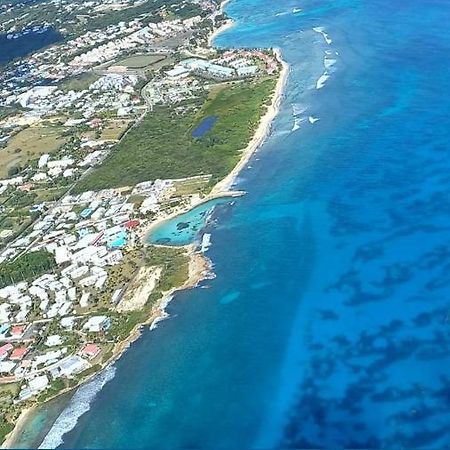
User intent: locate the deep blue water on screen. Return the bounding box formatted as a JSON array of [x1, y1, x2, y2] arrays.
[[192, 115, 218, 138], [17, 0, 450, 447], [0, 27, 62, 64]]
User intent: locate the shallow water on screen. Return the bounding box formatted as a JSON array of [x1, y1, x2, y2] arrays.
[[147, 198, 232, 246], [19, 0, 450, 447]]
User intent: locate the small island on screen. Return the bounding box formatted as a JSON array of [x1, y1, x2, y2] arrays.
[[0, 0, 288, 446]]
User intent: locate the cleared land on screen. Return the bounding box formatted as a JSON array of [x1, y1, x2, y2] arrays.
[[74, 77, 277, 192], [100, 120, 132, 141], [113, 54, 166, 69], [173, 175, 212, 196], [59, 72, 100, 92], [0, 125, 66, 177]]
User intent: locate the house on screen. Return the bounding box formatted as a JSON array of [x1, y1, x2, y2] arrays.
[[0, 324, 10, 338], [83, 316, 111, 333], [58, 355, 89, 377], [60, 316, 75, 330], [80, 343, 101, 359], [236, 65, 258, 77], [125, 219, 140, 230], [0, 361, 16, 374], [0, 343, 13, 360], [45, 335, 63, 347], [29, 375, 49, 392], [10, 325, 26, 338], [10, 347, 28, 360]]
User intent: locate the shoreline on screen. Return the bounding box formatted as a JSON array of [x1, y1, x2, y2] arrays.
[[207, 0, 233, 47], [211, 47, 289, 195], [3, 8, 290, 449]]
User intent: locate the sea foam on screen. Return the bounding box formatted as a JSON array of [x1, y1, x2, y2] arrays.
[[38, 367, 116, 449], [313, 26, 332, 44], [316, 72, 330, 89], [324, 57, 337, 69]]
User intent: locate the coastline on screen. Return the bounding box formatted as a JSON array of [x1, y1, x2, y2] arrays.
[[3, 11, 289, 450], [211, 47, 289, 195], [207, 0, 233, 48]]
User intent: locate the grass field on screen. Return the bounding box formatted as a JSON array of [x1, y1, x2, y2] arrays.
[[0, 384, 19, 399], [74, 77, 277, 192], [0, 125, 67, 177], [173, 175, 212, 196], [100, 120, 132, 141], [113, 54, 166, 69], [59, 72, 100, 92]]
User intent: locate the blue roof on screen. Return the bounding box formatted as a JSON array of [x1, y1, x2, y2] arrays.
[[80, 208, 93, 218], [108, 230, 127, 248]]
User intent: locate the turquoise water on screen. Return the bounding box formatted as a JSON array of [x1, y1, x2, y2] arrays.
[[191, 115, 218, 138], [18, 0, 450, 447], [147, 198, 232, 246]]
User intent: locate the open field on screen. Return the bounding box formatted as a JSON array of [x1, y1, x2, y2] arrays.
[[0, 384, 19, 400], [74, 77, 277, 192], [0, 125, 67, 177], [173, 175, 212, 196], [100, 119, 132, 141], [59, 72, 100, 92], [34, 187, 67, 202], [113, 54, 166, 69]]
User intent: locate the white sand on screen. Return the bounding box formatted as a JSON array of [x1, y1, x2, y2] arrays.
[[212, 48, 289, 194]]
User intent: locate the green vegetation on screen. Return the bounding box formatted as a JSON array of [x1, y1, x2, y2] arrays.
[[76, 364, 101, 380], [108, 245, 189, 340], [0, 0, 205, 43], [0, 250, 56, 288], [0, 106, 23, 121], [100, 120, 131, 141], [173, 175, 212, 196], [144, 245, 189, 292], [74, 77, 276, 192], [37, 379, 66, 403], [0, 416, 13, 445], [0, 125, 67, 178], [59, 72, 100, 92]]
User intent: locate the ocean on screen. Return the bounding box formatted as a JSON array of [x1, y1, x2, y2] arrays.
[[15, 0, 450, 447]]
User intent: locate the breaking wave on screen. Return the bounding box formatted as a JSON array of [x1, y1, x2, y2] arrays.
[[38, 367, 116, 449]]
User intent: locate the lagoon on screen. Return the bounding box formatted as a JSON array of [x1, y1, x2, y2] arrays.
[[147, 197, 232, 246]]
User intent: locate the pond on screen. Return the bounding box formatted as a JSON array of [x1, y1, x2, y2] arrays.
[[0, 26, 63, 64], [191, 116, 218, 138], [147, 197, 231, 246]]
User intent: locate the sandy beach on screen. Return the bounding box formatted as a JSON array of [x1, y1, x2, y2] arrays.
[[211, 47, 289, 195], [2, 406, 36, 449], [208, 19, 235, 47]]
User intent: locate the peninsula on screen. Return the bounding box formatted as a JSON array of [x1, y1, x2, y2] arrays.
[[0, 0, 288, 446]]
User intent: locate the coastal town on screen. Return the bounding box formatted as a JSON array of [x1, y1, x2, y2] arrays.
[[0, 0, 286, 444]]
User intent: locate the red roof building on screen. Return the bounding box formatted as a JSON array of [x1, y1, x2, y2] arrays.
[[80, 343, 101, 359], [125, 219, 140, 230], [0, 343, 13, 358], [18, 183, 34, 192], [11, 325, 25, 338], [10, 347, 28, 360]]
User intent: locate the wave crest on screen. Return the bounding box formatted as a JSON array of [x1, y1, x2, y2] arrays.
[[38, 366, 116, 449]]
